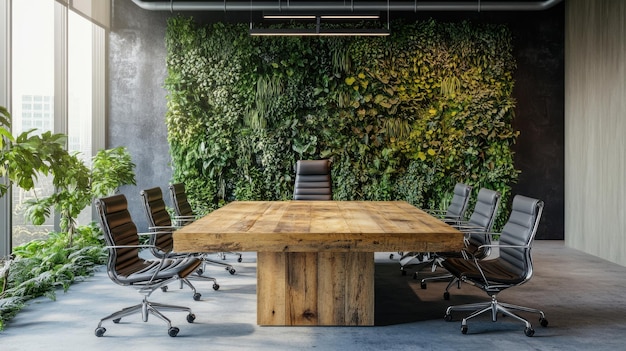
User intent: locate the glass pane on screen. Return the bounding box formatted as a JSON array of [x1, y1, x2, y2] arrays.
[[11, 0, 56, 247], [68, 10, 93, 226]]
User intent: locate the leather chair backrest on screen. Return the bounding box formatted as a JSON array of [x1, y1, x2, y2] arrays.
[[96, 194, 152, 281], [140, 187, 174, 256], [169, 183, 195, 217], [445, 183, 472, 220], [293, 159, 332, 200], [498, 195, 544, 280], [464, 188, 501, 257], [467, 188, 501, 234]]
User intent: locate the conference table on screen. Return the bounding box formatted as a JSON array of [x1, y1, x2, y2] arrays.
[[172, 200, 463, 326]]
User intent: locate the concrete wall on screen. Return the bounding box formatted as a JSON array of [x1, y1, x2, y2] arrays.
[[109, 0, 171, 230], [565, 0, 626, 266], [108, 0, 565, 238]]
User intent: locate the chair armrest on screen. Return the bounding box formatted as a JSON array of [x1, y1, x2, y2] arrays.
[[105, 244, 155, 249], [172, 216, 196, 226], [475, 243, 530, 251], [173, 215, 196, 220], [105, 244, 172, 283], [453, 223, 487, 231], [137, 230, 175, 236], [463, 231, 501, 248], [148, 225, 181, 231]]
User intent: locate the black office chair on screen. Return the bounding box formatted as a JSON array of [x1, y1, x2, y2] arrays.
[[168, 183, 197, 226], [442, 195, 547, 337], [398, 183, 473, 274], [426, 183, 474, 223], [293, 159, 332, 200], [419, 188, 501, 290], [169, 183, 240, 272], [94, 194, 198, 337], [140, 187, 220, 299]]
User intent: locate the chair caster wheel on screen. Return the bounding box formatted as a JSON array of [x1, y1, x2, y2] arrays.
[[444, 314, 452, 322], [237, 256, 243, 262], [412, 272, 418, 280], [196, 268, 204, 276], [524, 327, 535, 337], [187, 313, 196, 323], [213, 283, 220, 290], [420, 281, 427, 289], [193, 292, 201, 301], [168, 327, 179, 337], [389, 253, 394, 259], [112, 318, 121, 324], [95, 327, 106, 337], [161, 285, 168, 292], [443, 291, 450, 300], [461, 325, 468, 334], [228, 268, 236, 275], [540, 317, 548, 327]]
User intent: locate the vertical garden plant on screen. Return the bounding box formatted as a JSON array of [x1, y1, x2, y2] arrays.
[[164, 17, 519, 227]]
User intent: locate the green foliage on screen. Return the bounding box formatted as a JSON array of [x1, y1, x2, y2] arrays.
[[165, 17, 519, 226], [1, 107, 68, 197], [24, 147, 136, 242], [2, 107, 136, 236], [1, 106, 135, 330], [0, 224, 107, 330]]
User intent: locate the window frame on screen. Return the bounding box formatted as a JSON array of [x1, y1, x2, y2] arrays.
[[0, 0, 107, 257]]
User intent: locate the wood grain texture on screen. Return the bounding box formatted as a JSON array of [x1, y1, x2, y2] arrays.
[[173, 201, 464, 254], [256, 252, 286, 325], [565, 0, 626, 266], [175, 200, 463, 326], [258, 252, 374, 326]]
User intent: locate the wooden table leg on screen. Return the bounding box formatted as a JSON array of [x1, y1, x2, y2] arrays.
[[257, 251, 374, 326]]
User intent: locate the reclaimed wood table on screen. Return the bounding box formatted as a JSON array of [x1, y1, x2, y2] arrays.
[[173, 201, 463, 326]]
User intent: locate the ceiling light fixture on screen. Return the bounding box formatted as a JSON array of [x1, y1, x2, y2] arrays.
[[263, 13, 380, 20], [263, 14, 317, 20], [251, 0, 390, 37], [249, 28, 389, 37], [320, 14, 380, 20]]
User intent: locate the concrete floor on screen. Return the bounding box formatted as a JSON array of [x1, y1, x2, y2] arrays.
[[2, 241, 626, 350]]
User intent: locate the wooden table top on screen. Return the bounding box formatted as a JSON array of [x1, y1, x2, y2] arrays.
[[172, 201, 464, 253]]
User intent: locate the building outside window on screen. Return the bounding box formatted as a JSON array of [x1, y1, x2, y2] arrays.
[[1, 0, 107, 253]]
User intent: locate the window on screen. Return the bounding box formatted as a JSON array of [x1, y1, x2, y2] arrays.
[[0, 0, 107, 254], [10, 0, 56, 246]]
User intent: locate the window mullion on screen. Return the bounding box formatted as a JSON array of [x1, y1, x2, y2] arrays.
[[0, 0, 11, 257], [53, 2, 68, 232]]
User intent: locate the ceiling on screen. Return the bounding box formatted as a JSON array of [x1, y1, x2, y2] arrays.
[[130, 0, 564, 13]]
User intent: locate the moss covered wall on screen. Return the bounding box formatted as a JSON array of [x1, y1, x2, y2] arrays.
[[109, 0, 563, 239]]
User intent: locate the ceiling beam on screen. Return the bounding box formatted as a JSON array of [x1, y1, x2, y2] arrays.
[[130, 0, 563, 12]]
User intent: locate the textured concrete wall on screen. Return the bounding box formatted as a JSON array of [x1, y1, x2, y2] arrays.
[[108, 0, 565, 237], [565, 0, 626, 265], [109, 0, 171, 230]]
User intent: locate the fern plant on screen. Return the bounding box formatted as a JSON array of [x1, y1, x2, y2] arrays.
[[1, 105, 136, 330], [0, 224, 107, 330]]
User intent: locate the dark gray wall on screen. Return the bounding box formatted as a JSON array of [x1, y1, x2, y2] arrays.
[[109, 0, 565, 238], [508, 6, 564, 240]]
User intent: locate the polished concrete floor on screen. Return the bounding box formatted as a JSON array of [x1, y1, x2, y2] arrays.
[[2, 241, 626, 350]]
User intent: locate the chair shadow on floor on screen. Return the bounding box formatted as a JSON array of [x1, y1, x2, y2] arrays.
[[374, 262, 484, 326]]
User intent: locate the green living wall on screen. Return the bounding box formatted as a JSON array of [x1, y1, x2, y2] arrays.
[[164, 17, 519, 225]]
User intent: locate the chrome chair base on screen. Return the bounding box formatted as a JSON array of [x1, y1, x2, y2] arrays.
[[95, 295, 196, 337], [444, 294, 548, 337]]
